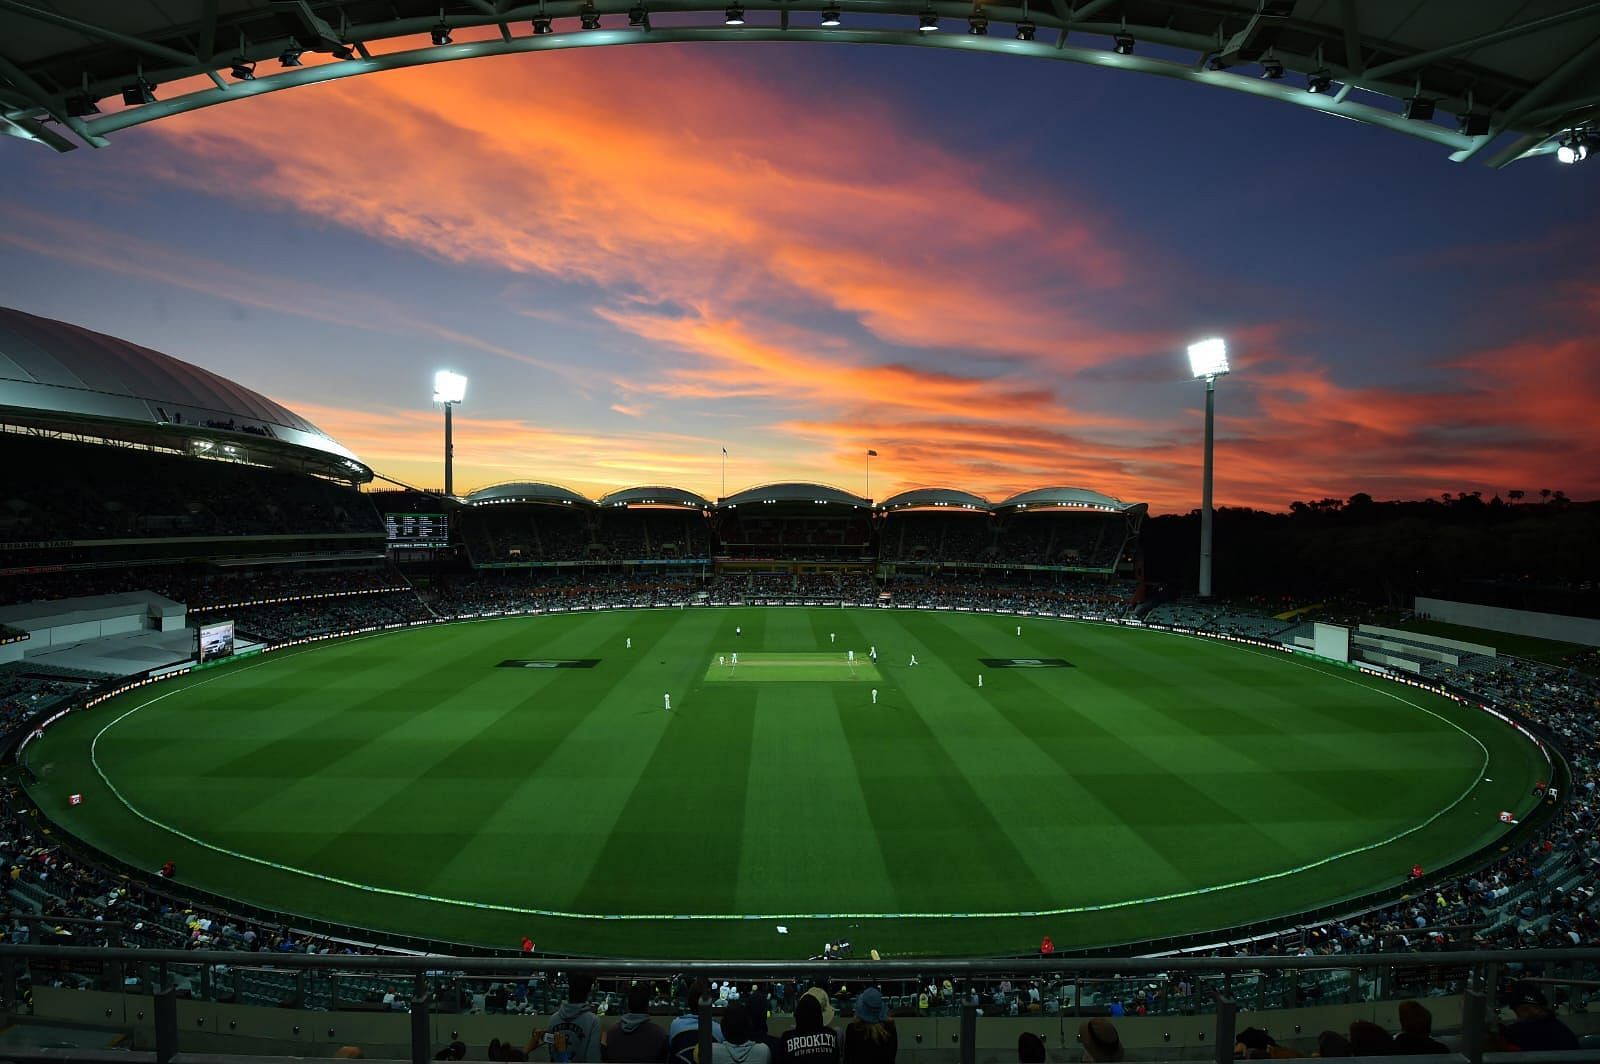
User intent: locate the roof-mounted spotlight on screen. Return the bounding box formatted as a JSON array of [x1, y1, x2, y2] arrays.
[[1457, 111, 1490, 137], [1015, 19, 1035, 39], [967, 11, 987, 34], [580, 7, 602, 29], [431, 22, 453, 45], [1306, 70, 1332, 93], [724, 4, 745, 24], [279, 43, 304, 66], [1403, 95, 1435, 121], [1556, 132, 1589, 164], [330, 42, 357, 59], [1113, 32, 1134, 54], [120, 78, 156, 105], [229, 59, 256, 81], [65, 93, 100, 116], [820, 5, 841, 25], [919, 12, 939, 31], [1260, 56, 1284, 79], [532, 15, 553, 33], [628, 4, 649, 27]]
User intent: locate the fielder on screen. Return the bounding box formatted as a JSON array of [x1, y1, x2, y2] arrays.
[[848, 649, 855, 663], [978, 674, 983, 688], [663, 692, 671, 711], [871, 689, 878, 705], [626, 637, 632, 649]]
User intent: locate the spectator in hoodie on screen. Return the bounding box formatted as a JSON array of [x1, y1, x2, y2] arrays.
[[1392, 1001, 1448, 1055], [780, 990, 839, 1064], [712, 1002, 772, 1064], [842, 988, 896, 1064], [606, 983, 669, 1063], [746, 990, 784, 1062], [668, 980, 724, 1064], [547, 974, 603, 1063]]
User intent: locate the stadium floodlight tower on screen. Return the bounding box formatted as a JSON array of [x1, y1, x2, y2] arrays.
[[433, 370, 468, 497], [1188, 338, 1230, 599]]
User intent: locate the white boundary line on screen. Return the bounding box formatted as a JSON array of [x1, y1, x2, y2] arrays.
[[80, 614, 1501, 923]]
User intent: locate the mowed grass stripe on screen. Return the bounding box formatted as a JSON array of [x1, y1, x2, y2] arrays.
[[735, 684, 898, 914]]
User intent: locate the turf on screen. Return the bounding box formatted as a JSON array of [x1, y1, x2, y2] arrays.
[[23, 608, 1546, 958]]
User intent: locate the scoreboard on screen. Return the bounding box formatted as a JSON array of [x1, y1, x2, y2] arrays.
[[385, 512, 450, 546]]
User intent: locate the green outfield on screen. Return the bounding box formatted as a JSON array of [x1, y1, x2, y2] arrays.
[[22, 607, 1546, 958]]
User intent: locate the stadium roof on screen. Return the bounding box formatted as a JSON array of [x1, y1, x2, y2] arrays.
[[465, 481, 595, 507], [1, 3, 1596, 167], [995, 487, 1144, 514], [721, 482, 869, 508], [596, 486, 712, 509], [0, 306, 371, 482], [879, 487, 992, 512]]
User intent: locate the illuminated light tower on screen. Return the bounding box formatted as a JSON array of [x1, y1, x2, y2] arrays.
[[433, 370, 468, 497], [1188, 338, 1230, 599]]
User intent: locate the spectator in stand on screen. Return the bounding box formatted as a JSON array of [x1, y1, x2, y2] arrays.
[[547, 974, 602, 1062], [842, 988, 896, 1064], [668, 980, 723, 1064], [1077, 1019, 1123, 1063], [1496, 983, 1579, 1052], [605, 982, 668, 1063], [1391, 1001, 1447, 1054], [1346, 1021, 1394, 1057], [1017, 1033, 1046, 1063], [712, 1001, 771, 1064], [780, 990, 839, 1064], [1315, 1031, 1351, 1057]]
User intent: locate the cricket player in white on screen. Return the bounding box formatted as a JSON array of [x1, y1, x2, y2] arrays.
[[663, 692, 671, 711], [627, 637, 632, 649], [830, 632, 836, 644], [732, 652, 738, 665], [1016, 625, 1021, 636], [871, 689, 878, 705], [848, 649, 855, 663], [909, 654, 918, 666], [978, 674, 983, 688]]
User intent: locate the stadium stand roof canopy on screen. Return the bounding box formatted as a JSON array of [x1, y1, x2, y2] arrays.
[[1, 3, 1596, 168], [720, 482, 869, 508], [465, 481, 595, 507], [879, 487, 993, 512], [0, 306, 371, 483], [596, 486, 712, 509], [995, 487, 1145, 514]]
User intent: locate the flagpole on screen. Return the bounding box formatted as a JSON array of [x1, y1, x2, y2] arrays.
[[721, 447, 726, 500], [865, 449, 871, 501]]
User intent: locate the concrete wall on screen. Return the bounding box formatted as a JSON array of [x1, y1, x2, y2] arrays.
[[1413, 598, 1600, 649]]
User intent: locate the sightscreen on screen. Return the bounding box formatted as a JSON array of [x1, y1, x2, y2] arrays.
[[198, 621, 235, 663]]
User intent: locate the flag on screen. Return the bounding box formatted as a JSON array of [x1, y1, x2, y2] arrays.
[[866, 449, 878, 456], [721, 447, 727, 455]]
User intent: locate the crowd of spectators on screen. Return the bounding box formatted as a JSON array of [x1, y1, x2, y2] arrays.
[[0, 436, 382, 545], [464, 508, 713, 565]]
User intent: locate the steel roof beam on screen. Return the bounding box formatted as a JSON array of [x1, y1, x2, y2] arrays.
[[0, 53, 108, 147], [0, 1, 202, 69], [1459, 30, 1600, 164], [1362, 4, 1600, 83]]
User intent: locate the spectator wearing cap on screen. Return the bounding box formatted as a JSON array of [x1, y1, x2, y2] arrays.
[[842, 988, 896, 1064], [1077, 1019, 1122, 1063], [781, 989, 839, 1064], [1498, 983, 1579, 1052], [1018, 1033, 1046, 1063], [712, 1002, 772, 1064], [1392, 1001, 1448, 1055], [605, 983, 668, 1063]]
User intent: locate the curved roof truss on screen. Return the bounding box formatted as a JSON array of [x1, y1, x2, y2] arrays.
[[1, 2, 1597, 167]]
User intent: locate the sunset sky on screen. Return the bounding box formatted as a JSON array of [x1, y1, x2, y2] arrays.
[[1, 37, 1597, 513]]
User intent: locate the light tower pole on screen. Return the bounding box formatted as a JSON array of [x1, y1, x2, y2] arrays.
[[1187, 338, 1230, 599], [433, 370, 468, 497]]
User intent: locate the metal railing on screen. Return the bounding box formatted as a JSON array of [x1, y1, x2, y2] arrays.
[[4, 946, 1600, 1064]]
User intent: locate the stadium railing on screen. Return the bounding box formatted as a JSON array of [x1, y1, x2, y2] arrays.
[[5, 947, 1600, 1064]]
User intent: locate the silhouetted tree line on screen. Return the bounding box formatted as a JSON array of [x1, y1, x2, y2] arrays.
[[1143, 493, 1600, 617]]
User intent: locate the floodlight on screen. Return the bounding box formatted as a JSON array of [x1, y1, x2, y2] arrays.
[[229, 60, 256, 81], [433, 370, 468, 404], [431, 23, 453, 45], [1306, 70, 1331, 93], [820, 6, 841, 25], [279, 42, 304, 66], [724, 5, 745, 24], [1260, 57, 1284, 79], [65, 94, 100, 117], [331, 42, 356, 59], [629, 5, 650, 27], [1015, 19, 1035, 39], [1457, 111, 1490, 137], [581, 7, 601, 29], [918, 13, 938, 31], [1556, 134, 1588, 164], [1403, 96, 1435, 121], [532, 15, 553, 33], [121, 79, 156, 105], [1187, 337, 1229, 379], [1113, 33, 1134, 54], [967, 13, 987, 34]]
